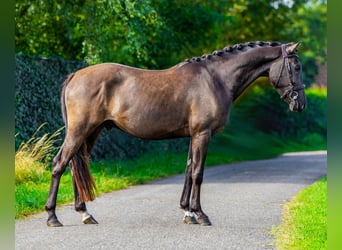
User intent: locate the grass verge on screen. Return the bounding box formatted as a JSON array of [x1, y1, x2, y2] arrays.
[[272, 177, 327, 250]]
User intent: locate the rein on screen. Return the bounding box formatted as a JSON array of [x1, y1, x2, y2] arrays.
[[275, 44, 305, 102]]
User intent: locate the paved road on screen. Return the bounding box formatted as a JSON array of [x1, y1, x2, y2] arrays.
[[15, 151, 326, 250]]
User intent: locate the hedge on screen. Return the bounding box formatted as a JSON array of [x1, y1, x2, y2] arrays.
[[15, 55, 86, 146], [231, 85, 327, 138]]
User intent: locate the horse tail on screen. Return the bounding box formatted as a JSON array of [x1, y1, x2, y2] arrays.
[[62, 73, 97, 202], [70, 143, 97, 202]]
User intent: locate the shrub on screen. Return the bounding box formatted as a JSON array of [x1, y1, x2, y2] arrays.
[[15, 55, 87, 149], [231, 84, 326, 139]]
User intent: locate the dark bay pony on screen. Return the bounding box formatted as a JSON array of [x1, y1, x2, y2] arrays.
[[45, 41, 306, 227]]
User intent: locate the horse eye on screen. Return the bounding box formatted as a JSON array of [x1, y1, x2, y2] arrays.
[[294, 65, 301, 71]]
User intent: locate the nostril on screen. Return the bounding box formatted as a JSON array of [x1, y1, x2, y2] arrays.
[[299, 103, 305, 112]]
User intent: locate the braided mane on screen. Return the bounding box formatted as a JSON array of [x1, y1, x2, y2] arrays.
[[184, 41, 281, 63]]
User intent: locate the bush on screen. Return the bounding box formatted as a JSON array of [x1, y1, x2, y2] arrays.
[[231, 84, 326, 139], [15, 55, 86, 149]]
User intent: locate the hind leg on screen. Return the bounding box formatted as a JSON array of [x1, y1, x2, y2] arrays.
[[71, 171, 98, 224], [45, 143, 77, 226], [45, 133, 86, 227], [71, 126, 103, 224]]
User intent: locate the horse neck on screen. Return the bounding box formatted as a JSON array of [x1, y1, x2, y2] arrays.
[[208, 46, 281, 100]]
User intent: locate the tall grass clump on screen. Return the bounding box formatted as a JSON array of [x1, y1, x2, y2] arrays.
[[15, 124, 63, 184]]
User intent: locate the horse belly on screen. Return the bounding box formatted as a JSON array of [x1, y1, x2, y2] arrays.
[[112, 103, 190, 139]]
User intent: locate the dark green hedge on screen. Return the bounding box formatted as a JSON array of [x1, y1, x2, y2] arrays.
[[15, 55, 86, 147], [15, 55, 188, 161], [230, 85, 326, 139]]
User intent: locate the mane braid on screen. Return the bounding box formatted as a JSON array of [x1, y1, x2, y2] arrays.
[[184, 41, 281, 63]]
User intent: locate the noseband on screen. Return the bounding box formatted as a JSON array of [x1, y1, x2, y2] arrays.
[[275, 44, 305, 102]]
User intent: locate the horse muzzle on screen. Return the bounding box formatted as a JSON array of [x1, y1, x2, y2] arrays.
[[290, 100, 306, 112], [288, 91, 306, 112]]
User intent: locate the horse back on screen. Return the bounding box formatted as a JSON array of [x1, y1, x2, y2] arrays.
[[64, 63, 230, 139]]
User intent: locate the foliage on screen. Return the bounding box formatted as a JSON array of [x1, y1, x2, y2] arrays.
[[15, 0, 327, 79], [81, 0, 165, 67], [225, 0, 326, 85], [232, 84, 326, 139], [289, 0, 327, 84], [15, 55, 86, 149], [272, 177, 327, 249], [15, 0, 85, 60]]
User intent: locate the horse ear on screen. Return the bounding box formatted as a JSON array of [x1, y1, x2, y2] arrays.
[[286, 42, 301, 54]]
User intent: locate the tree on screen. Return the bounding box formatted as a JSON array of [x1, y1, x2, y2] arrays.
[[15, 0, 85, 60], [288, 0, 327, 84], [15, 0, 327, 80]]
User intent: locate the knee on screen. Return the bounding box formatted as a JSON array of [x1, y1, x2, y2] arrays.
[[53, 149, 63, 166], [52, 164, 67, 177], [51, 154, 68, 177], [52, 156, 59, 167], [185, 171, 192, 181]]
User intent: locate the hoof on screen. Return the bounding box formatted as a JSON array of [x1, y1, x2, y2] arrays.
[[47, 218, 63, 227], [183, 215, 198, 225], [83, 215, 98, 224], [197, 216, 212, 226]]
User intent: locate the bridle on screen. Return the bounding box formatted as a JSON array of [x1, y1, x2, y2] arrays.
[[274, 44, 305, 102]]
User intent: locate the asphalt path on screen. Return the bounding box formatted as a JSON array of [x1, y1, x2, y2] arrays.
[[15, 151, 326, 250]]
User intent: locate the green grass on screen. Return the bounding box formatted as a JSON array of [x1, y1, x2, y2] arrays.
[[272, 177, 327, 250]]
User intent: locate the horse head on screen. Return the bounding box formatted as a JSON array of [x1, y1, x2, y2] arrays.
[[269, 42, 306, 112]]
